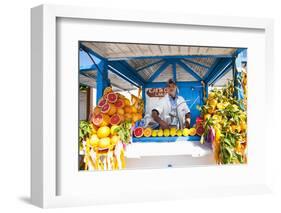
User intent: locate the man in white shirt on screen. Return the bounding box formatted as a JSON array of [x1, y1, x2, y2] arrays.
[[151, 79, 191, 129]]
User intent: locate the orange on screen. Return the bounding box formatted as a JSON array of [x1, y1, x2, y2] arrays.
[[143, 128, 152, 137], [124, 99, 131, 106], [117, 108, 125, 115], [108, 104, 117, 116], [99, 114, 110, 127], [131, 106, 137, 113], [132, 113, 140, 122], [124, 113, 132, 121], [93, 106, 101, 115], [124, 106, 132, 113]]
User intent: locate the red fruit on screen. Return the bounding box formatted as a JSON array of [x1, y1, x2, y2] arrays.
[[110, 114, 121, 125], [106, 92, 118, 103], [91, 114, 103, 126], [97, 98, 107, 108], [196, 125, 204, 136], [133, 127, 144, 138], [115, 99, 125, 108], [101, 103, 110, 114], [196, 117, 203, 126]]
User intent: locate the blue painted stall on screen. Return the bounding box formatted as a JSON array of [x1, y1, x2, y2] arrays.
[[79, 42, 247, 143]]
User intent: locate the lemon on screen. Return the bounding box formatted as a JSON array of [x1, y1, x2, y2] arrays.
[[98, 137, 111, 149], [214, 127, 221, 142], [189, 128, 196, 136], [152, 130, 158, 137], [89, 134, 99, 147], [97, 126, 111, 138], [204, 114, 211, 120], [176, 129, 183, 137], [170, 128, 177, 137], [110, 135, 120, 146], [157, 129, 163, 137], [209, 99, 217, 108], [163, 129, 170, 137], [110, 125, 119, 135], [182, 128, 189, 136], [240, 121, 247, 131]]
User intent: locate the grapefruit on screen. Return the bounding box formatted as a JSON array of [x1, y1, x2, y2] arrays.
[[92, 113, 106, 126], [110, 114, 121, 125], [101, 103, 116, 115], [97, 126, 111, 138], [133, 127, 144, 138], [143, 128, 152, 137], [196, 125, 204, 136], [115, 99, 125, 108], [106, 92, 118, 103], [93, 106, 101, 115], [101, 103, 110, 114], [97, 98, 107, 108]]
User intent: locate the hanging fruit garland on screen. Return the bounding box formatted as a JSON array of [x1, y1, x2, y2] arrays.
[[80, 86, 144, 171], [199, 79, 247, 164]]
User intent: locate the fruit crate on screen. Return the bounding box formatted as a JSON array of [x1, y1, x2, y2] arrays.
[[132, 136, 200, 143]]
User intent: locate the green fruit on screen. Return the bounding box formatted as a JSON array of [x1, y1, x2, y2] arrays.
[[182, 128, 189, 136], [176, 129, 183, 137], [163, 129, 170, 137], [152, 130, 158, 137], [157, 129, 163, 137]]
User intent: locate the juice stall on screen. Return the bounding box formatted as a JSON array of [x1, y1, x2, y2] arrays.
[[79, 42, 247, 170]]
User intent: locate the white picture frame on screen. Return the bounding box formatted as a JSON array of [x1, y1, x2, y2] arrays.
[[31, 4, 274, 208]]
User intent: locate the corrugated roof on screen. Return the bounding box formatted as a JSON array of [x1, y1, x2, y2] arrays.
[[80, 41, 242, 85], [82, 41, 237, 59]]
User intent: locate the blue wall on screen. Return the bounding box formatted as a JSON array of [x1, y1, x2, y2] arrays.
[[144, 82, 203, 127]]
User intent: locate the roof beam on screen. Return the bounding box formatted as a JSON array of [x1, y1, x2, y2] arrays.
[[205, 58, 233, 84], [182, 59, 210, 69], [108, 61, 145, 86], [203, 58, 222, 81], [145, 81, 201, 88], [109, 61, 146, 85], [136, 60, 164, 72], [79, 43, 107, 61], [107, 54, 233, 61], [172, 62, 177, 81], [147, 61, 171, 82], [177, 60, 202, 81]]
